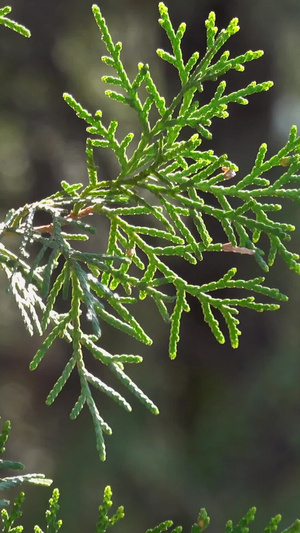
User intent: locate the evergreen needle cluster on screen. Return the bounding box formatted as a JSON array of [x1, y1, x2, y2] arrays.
[[1, 2, 300, 457], [1, 3, 300, 531]]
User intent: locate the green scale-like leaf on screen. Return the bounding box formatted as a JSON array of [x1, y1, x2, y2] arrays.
[[0, 6, 30, 37]]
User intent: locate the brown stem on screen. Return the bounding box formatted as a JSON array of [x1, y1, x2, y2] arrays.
[[7, 205, 96, 236]]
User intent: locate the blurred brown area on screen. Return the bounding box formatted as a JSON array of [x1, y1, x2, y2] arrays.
[[1, 0, 300, 531]]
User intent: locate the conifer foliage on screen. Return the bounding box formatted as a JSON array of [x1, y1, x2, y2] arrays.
[[1, 1, 300, 458], [1, 3, 300, 531]]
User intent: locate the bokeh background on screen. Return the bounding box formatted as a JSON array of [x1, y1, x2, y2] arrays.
[[1, 0, 300, 531]]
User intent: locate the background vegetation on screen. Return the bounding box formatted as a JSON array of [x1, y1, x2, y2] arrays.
[[1, 0, 300, 531]]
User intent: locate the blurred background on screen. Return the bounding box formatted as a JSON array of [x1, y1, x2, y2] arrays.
[[1, 0, 300, 531]]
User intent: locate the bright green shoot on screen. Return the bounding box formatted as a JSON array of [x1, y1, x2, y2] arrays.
[[0, 6, 30, 37]]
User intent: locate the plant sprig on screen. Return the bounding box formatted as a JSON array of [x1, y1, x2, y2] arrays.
[[1, 2, 300, 459], [0, 6, 30, 37]]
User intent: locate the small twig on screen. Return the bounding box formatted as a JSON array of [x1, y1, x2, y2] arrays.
[[20, 206, 96, 235], [222, 242, 255, 255]]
